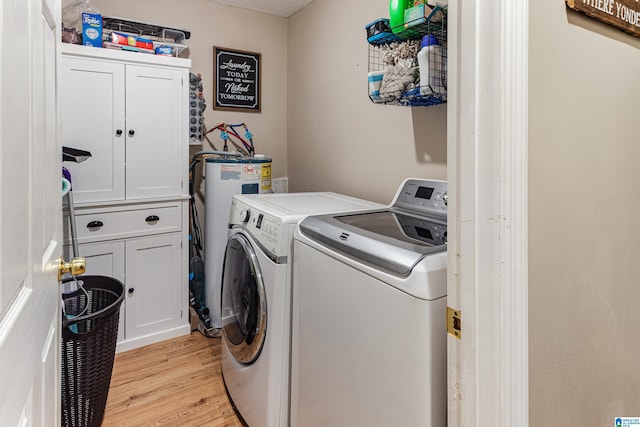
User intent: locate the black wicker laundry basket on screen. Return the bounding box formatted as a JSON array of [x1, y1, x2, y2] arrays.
[[61, 275, 124, 427]]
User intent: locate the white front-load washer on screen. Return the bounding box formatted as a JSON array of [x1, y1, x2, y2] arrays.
[[220, 192, 383, 427], [290, 179, 448, 427]]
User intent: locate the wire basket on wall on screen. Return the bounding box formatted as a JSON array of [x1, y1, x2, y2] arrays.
[[367, 6, 447, 107]]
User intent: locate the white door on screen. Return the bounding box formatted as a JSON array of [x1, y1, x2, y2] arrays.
[[64, 241, 126, 344], [60, 57, 126, 203], [125, 65, 184, 199], [0, 0, 62, 424], [124, 233, 182, 340]]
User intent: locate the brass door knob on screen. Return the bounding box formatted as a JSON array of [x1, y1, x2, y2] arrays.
[[58, 257, 86, 281]]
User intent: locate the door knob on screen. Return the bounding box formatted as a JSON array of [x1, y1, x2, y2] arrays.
[[128, 129, 135, 136], [58, 257, 86, 281]]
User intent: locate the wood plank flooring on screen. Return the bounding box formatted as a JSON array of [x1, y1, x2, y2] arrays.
[[103, 332, 244, 427]]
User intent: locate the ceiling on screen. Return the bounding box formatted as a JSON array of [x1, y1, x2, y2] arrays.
[[209, 0, 314, 17]]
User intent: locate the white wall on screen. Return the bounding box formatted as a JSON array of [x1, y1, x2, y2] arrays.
[[287, 0, 447, 203], [529, 2, 640, 425]]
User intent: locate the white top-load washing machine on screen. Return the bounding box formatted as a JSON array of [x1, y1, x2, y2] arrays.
[[290, 178, 448, 427], [220, 192, 383, 427]]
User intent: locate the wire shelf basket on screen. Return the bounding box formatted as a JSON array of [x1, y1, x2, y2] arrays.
[[367, 6, 447, 107]]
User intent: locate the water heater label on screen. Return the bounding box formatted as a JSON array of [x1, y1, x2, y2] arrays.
[[261, 164, 272, 191], [221, 165, 241, 180], [261, 164, 271, 179], [242, 165, 260, 181]]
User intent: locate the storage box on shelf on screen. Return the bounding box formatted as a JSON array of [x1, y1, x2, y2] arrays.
[[60, 43, 191, 352], [102, 16, 190, 58], [367, 5, 447, 107]]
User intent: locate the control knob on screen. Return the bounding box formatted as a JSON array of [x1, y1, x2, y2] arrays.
[[240, 209, 251, 223], [442, 192, 448, 206]]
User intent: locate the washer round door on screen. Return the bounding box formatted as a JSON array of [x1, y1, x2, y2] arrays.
[[221, 233, 267, 364]]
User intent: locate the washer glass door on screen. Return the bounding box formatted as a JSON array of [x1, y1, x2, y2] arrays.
[[221, 233, 267, 364]]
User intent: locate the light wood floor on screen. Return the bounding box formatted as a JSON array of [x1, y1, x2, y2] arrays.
[[103, 332, 244, 427]]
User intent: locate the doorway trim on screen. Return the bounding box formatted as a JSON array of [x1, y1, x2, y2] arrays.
[[447, 0, 529, 425]]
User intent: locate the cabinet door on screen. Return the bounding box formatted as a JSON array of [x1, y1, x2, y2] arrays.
[[125, 65, 184, 199], [63, 241, 126, 344], [60, 57, 126, 203], [125, 233, 183, 340]]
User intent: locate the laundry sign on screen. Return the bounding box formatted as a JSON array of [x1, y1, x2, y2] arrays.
[[565, 0, 640, 37], [213, 46, 261, 112]]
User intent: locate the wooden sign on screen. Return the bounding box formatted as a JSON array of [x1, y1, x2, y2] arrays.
[[566, 0, 640, 37], [213, 47, 261, 112]]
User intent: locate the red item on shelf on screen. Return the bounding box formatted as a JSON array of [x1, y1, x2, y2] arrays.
[[109, 32, 153, 50]]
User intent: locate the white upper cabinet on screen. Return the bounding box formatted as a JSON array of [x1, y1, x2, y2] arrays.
[[61, 46, 188, 204], [61, 57, 126, 202], [125, 65, 184, 199]]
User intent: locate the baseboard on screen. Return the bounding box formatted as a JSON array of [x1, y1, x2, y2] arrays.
[[115, 324, 191, 354]]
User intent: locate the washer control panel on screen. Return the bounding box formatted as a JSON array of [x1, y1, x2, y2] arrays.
[[230, 198, 283, 257], [393, 178, 448, 218]]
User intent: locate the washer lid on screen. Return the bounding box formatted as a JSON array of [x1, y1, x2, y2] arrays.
[[298, 209, 446, 276], [232, 192, 383, 221], [229, 192, 384, 259]]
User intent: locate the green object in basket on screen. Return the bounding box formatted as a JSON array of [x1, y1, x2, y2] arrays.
[[389, 0, 410, 33], [404, 4, 433, 28]]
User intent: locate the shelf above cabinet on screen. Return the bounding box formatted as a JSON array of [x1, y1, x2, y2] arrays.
[[61, 43, 191, 69]]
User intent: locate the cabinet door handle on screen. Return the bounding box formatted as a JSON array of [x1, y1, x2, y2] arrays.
[[128, 288, 135, 294], [145, 215, 160, 223], [116, 129, 123, 136], [87, 220, 104, 229], [128, 129, 135, 136]]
